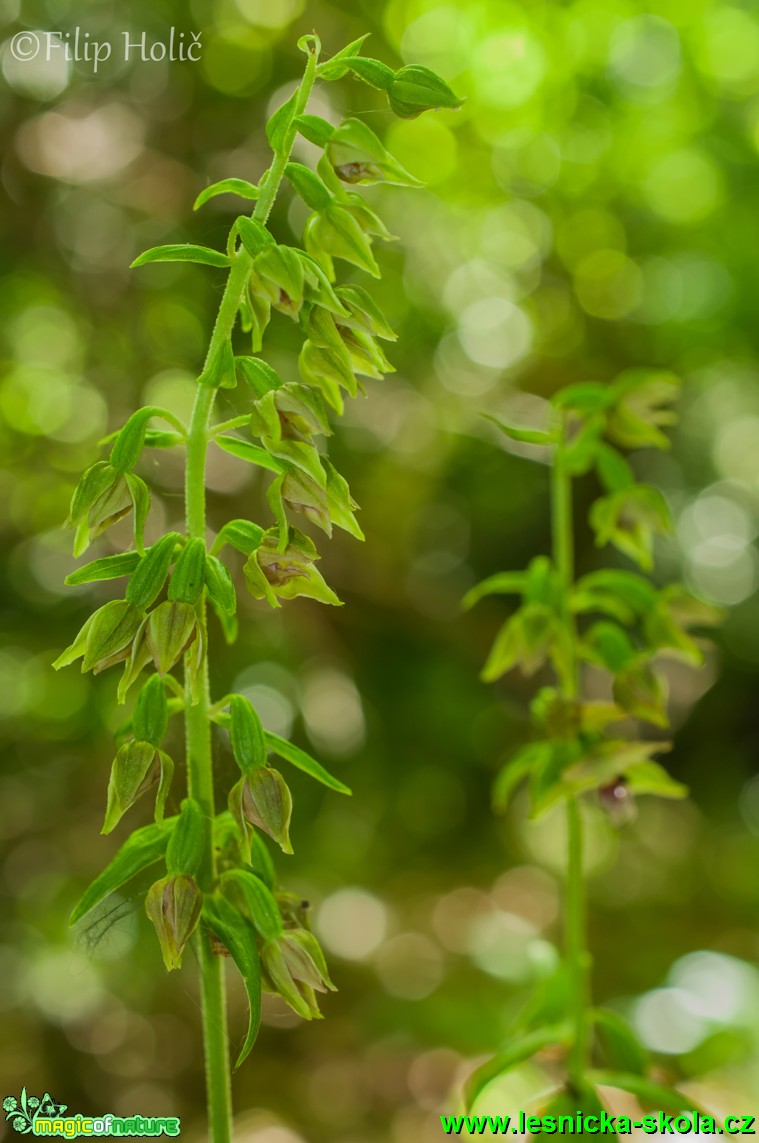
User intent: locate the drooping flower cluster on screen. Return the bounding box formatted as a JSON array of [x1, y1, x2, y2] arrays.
[[56, 33, 460, 1071], [463, 373, 721, 1114]]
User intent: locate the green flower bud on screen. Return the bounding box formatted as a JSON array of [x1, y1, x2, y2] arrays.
[[589, 485, 672, 572], [109, 407, 161, 472], [204, 555, 237, 624], [274, 456, 364, 544], [146, 600, 199, 675], [54, 599, 145, 675], [335, 285, 397, 341], [281, 468, 331, 535], [166, 797, 206, 877], [241, 279, 272, 354], [261, 938, 322, 1020], [342, 191, 396, 241], [168, 538, 207, 606], [67, 462, 133, 557], [304, 204, 379, 278], [145, 874, 202, 971], [132, 673, 169, 746], [250, 383, 331, 444], [338, 326, 395, 379], [298, 339, 351, 413], [278, 929, 336, 993], [237, 217, 274, 258], [387, 64, 463, 119], [607, 371, 679, 452], [67, 461, 122, 526], [126, 533, 183, 611], [102, 740, 174, 834], [236, 355, 283, 399], [117, 622, 153, 704], [241, 766, 293, 855], [252, 244, 305, 319], [103, 740, 155, 833], [229, 695, 267, 774]]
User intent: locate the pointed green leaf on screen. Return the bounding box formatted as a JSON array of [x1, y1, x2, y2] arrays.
[[462, 572, 527, 610], [131, 244, 231, 269], [65, 551, 142, 587], [125, 472, 150, 555], [285, 162, 333, 211], [265, 731, 351, 795], [109, 406, 184, 472], [194, 178, 260, 211], [215, 435, 286, 473], [266, 90, 297, 155], [481, 412, 556, 446], [316, 34, 372, 80], [202, 894, 262, 1068], [143, 429, 184, 449], [69, 819, 176, 925], [221, 868, 283, 942]]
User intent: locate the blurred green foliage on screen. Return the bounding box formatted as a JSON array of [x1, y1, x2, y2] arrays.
[[4, 0, 759, 1139]]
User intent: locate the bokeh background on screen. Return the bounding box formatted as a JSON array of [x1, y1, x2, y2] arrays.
[[4, 0, 759, 1138]]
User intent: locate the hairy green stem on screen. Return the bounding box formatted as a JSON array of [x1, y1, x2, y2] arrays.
[[551, 415, 589, 1088], [182, 44, 318, 1143]]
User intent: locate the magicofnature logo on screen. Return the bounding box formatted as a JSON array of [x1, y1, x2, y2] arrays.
[[3, 1090, 67, 1134], [3, 1090, 181, 1136]]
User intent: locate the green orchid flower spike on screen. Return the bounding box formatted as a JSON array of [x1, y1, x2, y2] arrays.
[[463, 372, 722, 1118], [53, 32, 460, 1143]]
